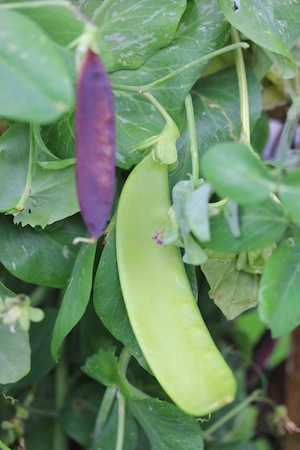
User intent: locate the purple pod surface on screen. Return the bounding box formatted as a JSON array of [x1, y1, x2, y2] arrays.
[[75, 48, 115, 240]]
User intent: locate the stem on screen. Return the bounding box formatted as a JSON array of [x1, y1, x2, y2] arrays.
[[116, 391, 126, 450], [15, 124, 35, 211], [185, 94, 199, 188], [0, 0, 70, 9], [112, 42, 249, 93], [53, 349, 68, 450], [93, 387, 117, 442], [141, 91, 174, 125], [231, 27, 250, 143], [0, 440, 12, 450], [203, 390, 275, 437]]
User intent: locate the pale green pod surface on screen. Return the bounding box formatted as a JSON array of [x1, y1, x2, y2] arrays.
[[116, 154, 236, 416]]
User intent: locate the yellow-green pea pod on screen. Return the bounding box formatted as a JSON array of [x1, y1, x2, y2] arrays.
[[116, 154, 236, 416]]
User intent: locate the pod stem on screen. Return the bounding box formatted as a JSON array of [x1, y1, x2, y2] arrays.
[[112, 42, 249, 93], [185, 93, 199, 189], [141, 91, 174, 125], [231, 27, 250, 144], [15, 124, 35, 212], [93, 387, 117, 442], [202, 389, 276, 439]]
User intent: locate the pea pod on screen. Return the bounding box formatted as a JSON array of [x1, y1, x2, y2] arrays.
[[75, 49, 115, 240], [116, 154, 236, 416]]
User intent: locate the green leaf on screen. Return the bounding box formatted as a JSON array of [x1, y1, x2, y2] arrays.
[[0, 214, 84, 288], [185, 183, 212, 242], [0, 123, 30, 212], [18, 2, 85, 46], [41, 112, 75, 160], [219, 0, 299, 79], [258, 239, 300, 337], [81, 346, 131, 397], [201, 250, 259, 320], [203, 199, 287, 253], [51, 242, 96, 359], [0, 10, 74, 123], [129, 398, 204, 450], [93, 223, 143, 363], [0, 322, 30, 384], [111, 0, 230, 126], [278, 167, 300, 223], [200, 142, 275, 205], [169, 180, 208, 265], [93, 0, 187, 71], [13, 164, 80, 228]]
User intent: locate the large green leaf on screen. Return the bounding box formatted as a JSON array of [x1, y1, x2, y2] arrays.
[[0, 322, 30, 384], [129, 398, 204, 450], [13, 163, 80, 228], [200, 142, 275, 205], [0, 215, 84, 288], [51, 242, 96, 359], [111, 0, 230, 167], [93, 223, 143, 362], [201, 250, 259, 320], [0, 10, 74, 123], [258, 239, 300, 337], [94, 0, 187, 71], [219, 0, 299, 79], [202, 199, 288, 253]]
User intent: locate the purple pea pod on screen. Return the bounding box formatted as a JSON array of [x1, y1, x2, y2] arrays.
[[75, 48, 115, 240]]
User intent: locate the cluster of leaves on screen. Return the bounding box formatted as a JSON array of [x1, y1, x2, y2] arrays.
[[0, 0, 299, 449]]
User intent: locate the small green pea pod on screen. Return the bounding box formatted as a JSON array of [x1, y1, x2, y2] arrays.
[[116, 154, 236, 416]]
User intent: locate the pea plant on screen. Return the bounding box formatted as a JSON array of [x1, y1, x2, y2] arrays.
[[0, 0, 299, 449]]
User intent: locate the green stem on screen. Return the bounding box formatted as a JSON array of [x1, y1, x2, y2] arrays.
[[93, 387, 117, 442], [203, 390, 275, 438], [116, 391, 126, 450], [15, 124, 35, 211], [185, 93, 199, 188], [0, 0, 69, 9], [112, 42, 249, 93], [141, 91, 175, 125], [53, 349, 68, 450], [231, 27, 250, 143], [0, 440, 12, 450]]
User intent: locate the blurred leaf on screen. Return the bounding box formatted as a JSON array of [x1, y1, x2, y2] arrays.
[[19, 2, 85, 46], [93, 224, 143, 363], [258, 238, 300, 337], [200, 142, 275, 205], [201, 250, 259, 320], [129, 397, 204, 450], [0, 123, 30, 213], [185, 183, 212, 242], [278, 167, 300, 223], [94, 0, 187, 71], [61, 381, 103, 448], [219, 0, 299, 79], [51, 242, 96, 359], [0, 214, 84, 288], [0, 322, 30, 384], [202, 199, 287, 253], [0, 10, 74, 123]]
